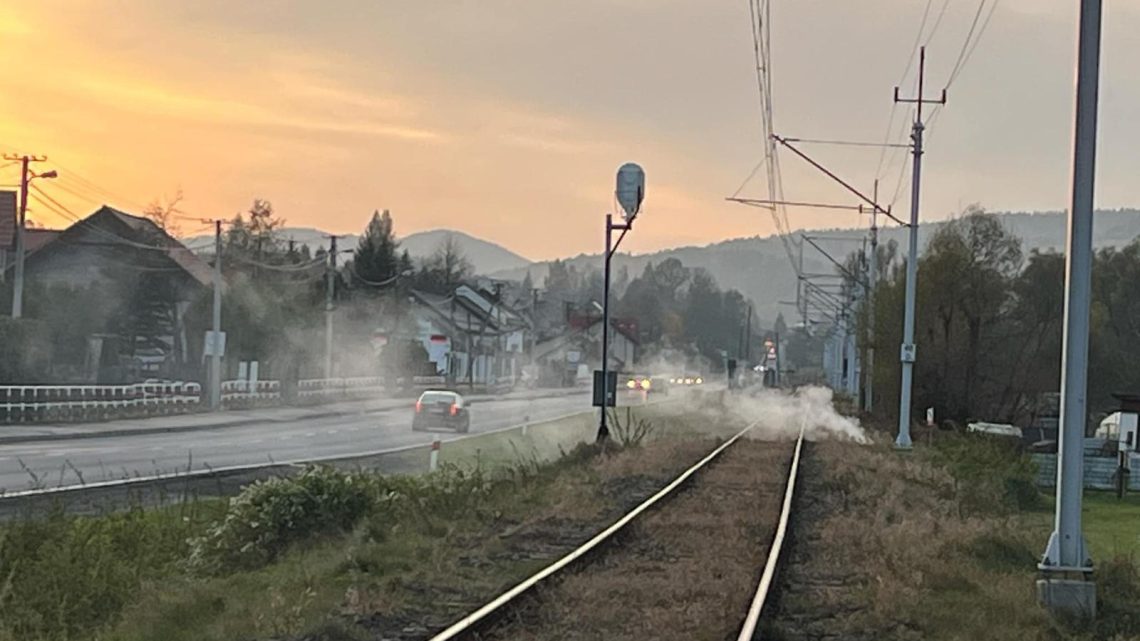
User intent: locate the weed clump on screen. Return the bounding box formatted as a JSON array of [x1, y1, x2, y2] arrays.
[[0, 502, 219, 641], [188, 466, 377, 574], [929, 433, 1041, 516]]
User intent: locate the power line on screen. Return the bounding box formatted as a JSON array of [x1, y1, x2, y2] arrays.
[[945, 0, 1000, 89], [876, 0, 936, 178], [945, 0, 988, 87], [29, 184, 179, 252], [924, 0, 953, 46], [226, 252, 327, 273]]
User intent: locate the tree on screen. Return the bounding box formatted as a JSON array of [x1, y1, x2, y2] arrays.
[[774, 312, 788, 337], [353, 210, 400, 285], [143, 189, 184, 236], [398, 249, 414, 276], [225, 199, 286, 264], [416, 234, 473, 294]]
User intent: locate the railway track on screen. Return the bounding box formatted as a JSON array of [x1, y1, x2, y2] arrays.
[[425, 421, 806, 641]]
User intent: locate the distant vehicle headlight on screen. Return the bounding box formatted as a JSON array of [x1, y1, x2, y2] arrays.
[[640, 379, 651, 390], [626, 379, 637, 389], [696, 377, 704, 384]]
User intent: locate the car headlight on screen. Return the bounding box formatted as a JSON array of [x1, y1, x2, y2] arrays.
[[696, 377, 703, 384], [640, 379, 651, 390], [626, 380, 637, 389]]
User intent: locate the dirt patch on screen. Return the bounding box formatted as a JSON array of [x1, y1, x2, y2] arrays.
[[479, 439, 792, 641]]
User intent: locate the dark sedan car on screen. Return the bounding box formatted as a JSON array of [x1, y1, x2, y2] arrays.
[[412, 390, 471, 432]]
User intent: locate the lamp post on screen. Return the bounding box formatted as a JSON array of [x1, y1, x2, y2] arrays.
[[596, 163, 645, 442]]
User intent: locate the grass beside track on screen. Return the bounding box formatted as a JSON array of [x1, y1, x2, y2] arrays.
[[766, 433, 1140, 641], [0, 393, 741, 641]]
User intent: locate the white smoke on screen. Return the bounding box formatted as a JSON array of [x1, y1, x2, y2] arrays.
[[733, 385, 868, 443]]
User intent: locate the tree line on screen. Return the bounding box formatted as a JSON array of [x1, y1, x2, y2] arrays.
[[860, 205, 1140, 429]]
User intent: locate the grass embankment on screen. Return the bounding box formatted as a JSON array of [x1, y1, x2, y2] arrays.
[[0, 394, 739, 641], [768, 432, 1140, 641]]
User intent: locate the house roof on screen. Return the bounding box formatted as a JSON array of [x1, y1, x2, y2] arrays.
[[24, 229, 61, 253], [12, 205, 213, 288], [410, 286, 530, 337]]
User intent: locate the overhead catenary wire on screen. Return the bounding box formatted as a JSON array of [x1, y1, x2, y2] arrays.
[[945, 0, 1000, 90], [744, 0, 802, 277], [875, 0, 935, 178]]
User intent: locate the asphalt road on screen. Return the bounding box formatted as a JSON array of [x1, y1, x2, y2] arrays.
[[0, 392, 607, 493]]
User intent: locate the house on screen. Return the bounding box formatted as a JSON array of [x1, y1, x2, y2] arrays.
[[406, 284, 529, 387], [532, 316, 638, 387], [7, 205, 214, 382]]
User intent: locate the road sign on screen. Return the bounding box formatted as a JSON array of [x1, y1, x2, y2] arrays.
[[204, 330, 226, 357]]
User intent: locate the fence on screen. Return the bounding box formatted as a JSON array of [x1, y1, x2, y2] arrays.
[[0, 382, 202, 423], [1033, 451, 1140, 491], [219, 379, 281, 407], [297, 377, 385, 402]]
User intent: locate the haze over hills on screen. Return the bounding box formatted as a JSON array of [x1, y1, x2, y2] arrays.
[[489, 209, 1140, 327], [183, 228, 531, 276], [186, 210, 1140, 328]]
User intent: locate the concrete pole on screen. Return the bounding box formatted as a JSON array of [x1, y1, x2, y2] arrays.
[[866, 205, 878, 412], [896, 120, 923, 450], [209, 220, 223, 410], [1038, 0, 1100, 614], [10, 156, 29, 319]]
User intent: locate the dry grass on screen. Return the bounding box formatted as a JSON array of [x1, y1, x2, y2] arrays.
[[484, 439, 792, 641], [767, 439, 1140, 641]]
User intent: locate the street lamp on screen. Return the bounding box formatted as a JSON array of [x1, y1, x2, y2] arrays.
[[595, 163, 645, 442]]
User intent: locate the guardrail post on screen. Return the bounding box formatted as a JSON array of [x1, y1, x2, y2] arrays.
[[429, 437, 441, 472]]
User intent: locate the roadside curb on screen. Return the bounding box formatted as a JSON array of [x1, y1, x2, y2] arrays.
[[0, 389, 586, 446]]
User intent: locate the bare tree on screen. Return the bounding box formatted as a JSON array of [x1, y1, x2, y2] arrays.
[[143, 189, 185, 236]]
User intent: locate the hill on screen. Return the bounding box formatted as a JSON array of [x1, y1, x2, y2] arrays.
[[182, 227, 531, 276], [490, 209, 1140, 328]]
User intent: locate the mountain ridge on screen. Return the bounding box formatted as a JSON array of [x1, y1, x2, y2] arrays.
[[184, 209, 1140, 327]]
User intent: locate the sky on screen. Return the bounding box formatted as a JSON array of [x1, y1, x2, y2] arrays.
[[1, 1, 1137, 261]]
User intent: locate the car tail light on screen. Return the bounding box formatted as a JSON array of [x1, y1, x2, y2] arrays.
[[450, 403, 459, 416], [415, 401, 422, 413]]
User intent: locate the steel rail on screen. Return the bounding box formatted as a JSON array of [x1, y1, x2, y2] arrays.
[[427, 420, 760, 641], [736, 421, 807, 640]]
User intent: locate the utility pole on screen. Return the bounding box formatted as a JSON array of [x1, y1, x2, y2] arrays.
[[893, 46, 946, 449], [865, 181, 879, 412], [4, 154, 50, 319], [1038, 0, 1101, 616], [744, 304, 752, 363], [797, 241, 806, 329], [325, 235, 338, 380], [209, 220, 223, 410]]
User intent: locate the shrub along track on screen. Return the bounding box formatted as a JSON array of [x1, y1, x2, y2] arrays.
[[449, 437, 794, 641]]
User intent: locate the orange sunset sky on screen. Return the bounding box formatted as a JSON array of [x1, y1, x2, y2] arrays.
[[2, 1, 1139, 260]]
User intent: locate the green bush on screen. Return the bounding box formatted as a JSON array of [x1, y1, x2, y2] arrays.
[[930, 433, 1042, 516], [188, 467, 378, 574]]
